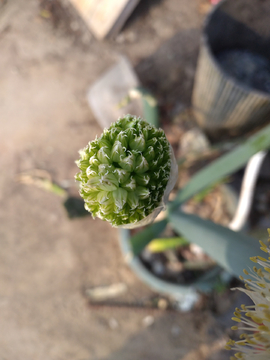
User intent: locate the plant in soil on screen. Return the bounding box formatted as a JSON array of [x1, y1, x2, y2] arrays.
[[75, 114, 270, 292]]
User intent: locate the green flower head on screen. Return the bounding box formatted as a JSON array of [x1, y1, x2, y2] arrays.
[[75, 115, 173, 227]]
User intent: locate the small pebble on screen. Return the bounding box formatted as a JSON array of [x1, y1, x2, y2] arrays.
[[157, 298, 168, 310], [142, 315, 154, 328], [70, 21, 79, 31], [82, 33, 92, 44], [125, 31, 137, 42], [109, 318, 119, 330], [115, 33, 125, 44]]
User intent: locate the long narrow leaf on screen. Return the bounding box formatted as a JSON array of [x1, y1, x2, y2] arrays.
[[129, 87, 159, 127], [168, 208, 259, 277], [142, 96, 159, 128], [148, 237, 189, 253], [171, 123, 270, 207], [130, 219, 167, 256]]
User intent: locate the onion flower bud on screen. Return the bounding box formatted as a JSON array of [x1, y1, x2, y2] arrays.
[[75, 115, 178, 228]]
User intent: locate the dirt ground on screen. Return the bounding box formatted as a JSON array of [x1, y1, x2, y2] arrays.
[[0, 0, 237, 359]]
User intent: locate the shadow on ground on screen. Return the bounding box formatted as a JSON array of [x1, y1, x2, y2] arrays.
[[136, 29, 200, 108], [97, 311, 229, 360]]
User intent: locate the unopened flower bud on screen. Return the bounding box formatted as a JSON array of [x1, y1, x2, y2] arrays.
[[134, 173, 150, 186], [97, 147, 111, 165], [122, 176, 136, 191], [135, 186, 150, 200], [113, 168, 130, 184], [135, 154, 149, 174], [111, 141, 126, 162], [112, 188, 128, 210], [75, 115, 177, 227], [119, 153, 136, 172], [129, 134, 146, 152]]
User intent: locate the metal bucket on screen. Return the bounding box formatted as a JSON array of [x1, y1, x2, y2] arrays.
[[192, 0, 270, 137]]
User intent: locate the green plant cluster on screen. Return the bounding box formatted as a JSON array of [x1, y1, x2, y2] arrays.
[[75, 115, 171, 227]]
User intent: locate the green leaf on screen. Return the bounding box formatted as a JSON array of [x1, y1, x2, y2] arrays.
[[171, 123, 270, 207], [147, 237, 189, 253], [130, 219, 167, 256], [48, 183, 67, 197], [168, 208, 259, 277], [142, 96, 159, 128], [131, 87, 159, 127]]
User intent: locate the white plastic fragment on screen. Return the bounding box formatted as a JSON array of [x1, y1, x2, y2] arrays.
[[109, 318, 119, 330], [85, 283, 127, 301], [142, 315, 155, 327]]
